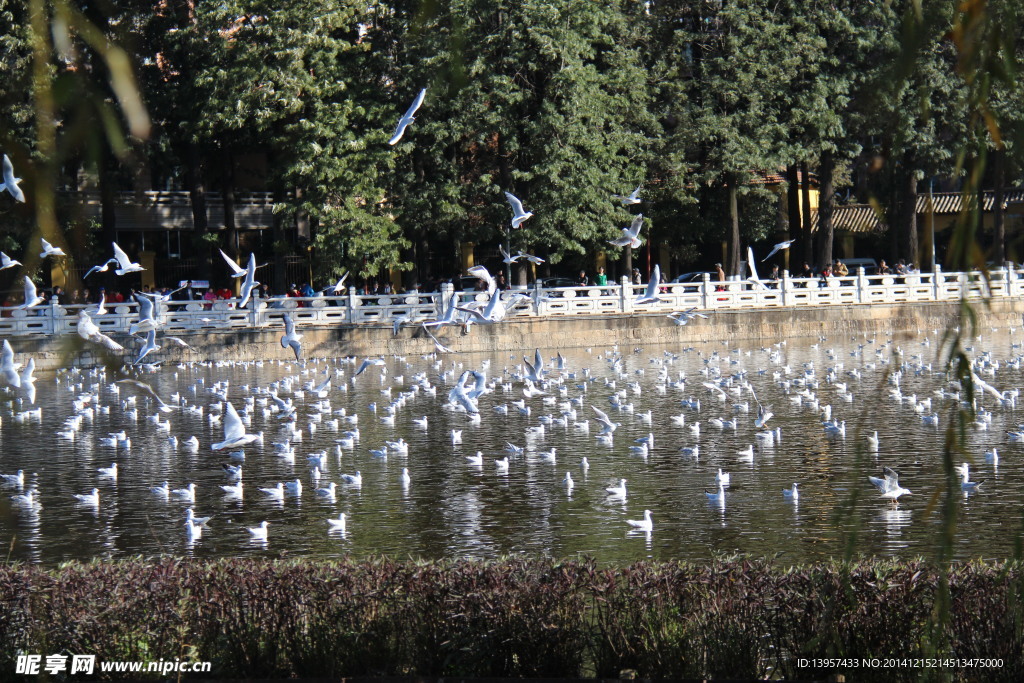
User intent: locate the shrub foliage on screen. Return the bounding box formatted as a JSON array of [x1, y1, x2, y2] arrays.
[[0, 557, 1020, 681]]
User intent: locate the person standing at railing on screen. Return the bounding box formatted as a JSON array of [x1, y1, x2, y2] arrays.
[[834, 260, 848, 277], [496, 272, 507, 290], [768, 265, 780, 289], [577, 270, 588, 286], [595, 267, 608, 287], [878, 260, 891, 275], [818, 264, 832, 288], [714, 263, 726, 292], [632, 268, 642, 285]]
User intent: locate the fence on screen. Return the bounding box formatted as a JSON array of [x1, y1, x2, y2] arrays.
[[0, 265, 1019, 339]]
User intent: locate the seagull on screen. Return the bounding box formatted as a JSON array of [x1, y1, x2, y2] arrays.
[[869, 467, 911, 506], [608, 214, 644, 248], [605, 479, 627, 498], [667, 308, 708, 326], [247, 520, 269, 541], [328, 512, 347, 533], [111, 241, 145, 275], [219, 249, 247, 278], [83, 259, 117, 279], [39, 238, 65, 259], [626, 509, 653, 532], [0, 252, 21, 270], [705, 483, 726, 504], [504, 191, 533, 229], [18, 276, 44, 309], [97, 463, 118, 479], [129, 292, 159, 336], [783, 483, 800, 500], [133, 329, 160, 365], [516, 251, 545, 265], [761, 239, 796, 262], [171, 483, 196, 502], [238, 253, 259, 308], [212, 401, 259, 450], [1, 341, 21, 388], [1, 154, 25, 202], [468, 265, 496, 294], [280, 313, 302, 361], [0, 470, 24, 487], [354, 358, 386, 376], [114, 378, 172, 412], [634, 265, 664, 305], [613, 185, 642, 205], [73, 488, 100, 506], [259, 482, 285, 500], [328, 272, 349, 295], [388, 87, 426, 145], [499, 245, 521, 265]]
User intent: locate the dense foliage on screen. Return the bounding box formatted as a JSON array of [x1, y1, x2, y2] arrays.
[[0, 556, 1021, 681], [0, 1, 1021, 286]]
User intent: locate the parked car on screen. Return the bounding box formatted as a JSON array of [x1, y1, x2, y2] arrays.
[[670, 271, 711, 291], [538, 277, 580, 289]]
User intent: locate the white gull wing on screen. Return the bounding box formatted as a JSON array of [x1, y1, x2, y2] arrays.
[[238, 253, 259, 308], [388, 88, 427, 145], [634, 264, 663, 304], [219, 249, 246, 277], [468, 265, 496, 295], [504, 191, 533, 229], [1, 155, 24, 202]]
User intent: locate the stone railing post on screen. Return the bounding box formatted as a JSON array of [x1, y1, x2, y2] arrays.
[[347, 287, 358, 323], [932, 263, 942, 301], [620, 276, 633, 313], [780, 270, 790, 306], [533, 280, 544, 315], [250, 289, 261, 328], [701, 274, 712, 309], [1005, 261, 1016, 297], [439, 283, 454, 318], [856, 267, 867, 304], [49, 298, 60, 335]]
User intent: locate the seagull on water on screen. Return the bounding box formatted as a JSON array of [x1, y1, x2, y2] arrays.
[[328, 512, 347, 533], [626, 509, 653, 532], [388, 88, 427, 145], [247, 520, 269, 541]]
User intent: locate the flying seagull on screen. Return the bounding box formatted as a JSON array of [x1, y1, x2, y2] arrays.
[[219, 249, 247, 278], [237, 253, 259, 309], [40, 238, 65, 259], [613, 185, 642, 205], [388, 88, 427, 145], [0, 154, 25, 202], [280, 313, 302, 361], [609, 214, 644, 249], [0, 252, 20, 270], [111, 242, 145, 275], [761, 239, 796, 262], [634, 265, 664, 305], [504, 191, 533, 229], [19, 276, 44, 309]]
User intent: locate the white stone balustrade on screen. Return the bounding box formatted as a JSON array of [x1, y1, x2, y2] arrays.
[[1, 265, 1019, 339]]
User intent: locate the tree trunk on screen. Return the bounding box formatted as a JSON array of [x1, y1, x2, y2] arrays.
[[800, 161, 814, 269], [185, 142, 212, 284], [786, 163, 801, 273], [814, 151, 835, 270], [222, 147, 237, 262], [900, 153, 919, 267], [726, 176, 741, 278], [994, 147, 1005, 265], [97, 149, 118, 293]]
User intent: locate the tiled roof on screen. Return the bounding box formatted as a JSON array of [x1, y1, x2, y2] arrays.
[[812, 190, 1024, 233]]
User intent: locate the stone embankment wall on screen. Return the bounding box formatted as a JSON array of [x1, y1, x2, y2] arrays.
[[11, 299, 1023, 372]]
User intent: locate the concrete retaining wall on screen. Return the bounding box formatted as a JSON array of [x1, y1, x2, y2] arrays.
[[11, 299, 1023, 372]]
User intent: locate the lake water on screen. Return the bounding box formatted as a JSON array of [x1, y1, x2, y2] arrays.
[[1, 326, 1022, 565]]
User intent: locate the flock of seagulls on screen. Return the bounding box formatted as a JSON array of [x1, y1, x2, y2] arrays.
[[1, 317, 1020, 561]]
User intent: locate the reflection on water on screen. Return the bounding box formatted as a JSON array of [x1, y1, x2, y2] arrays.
[[1, 327, 1023, 564]]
